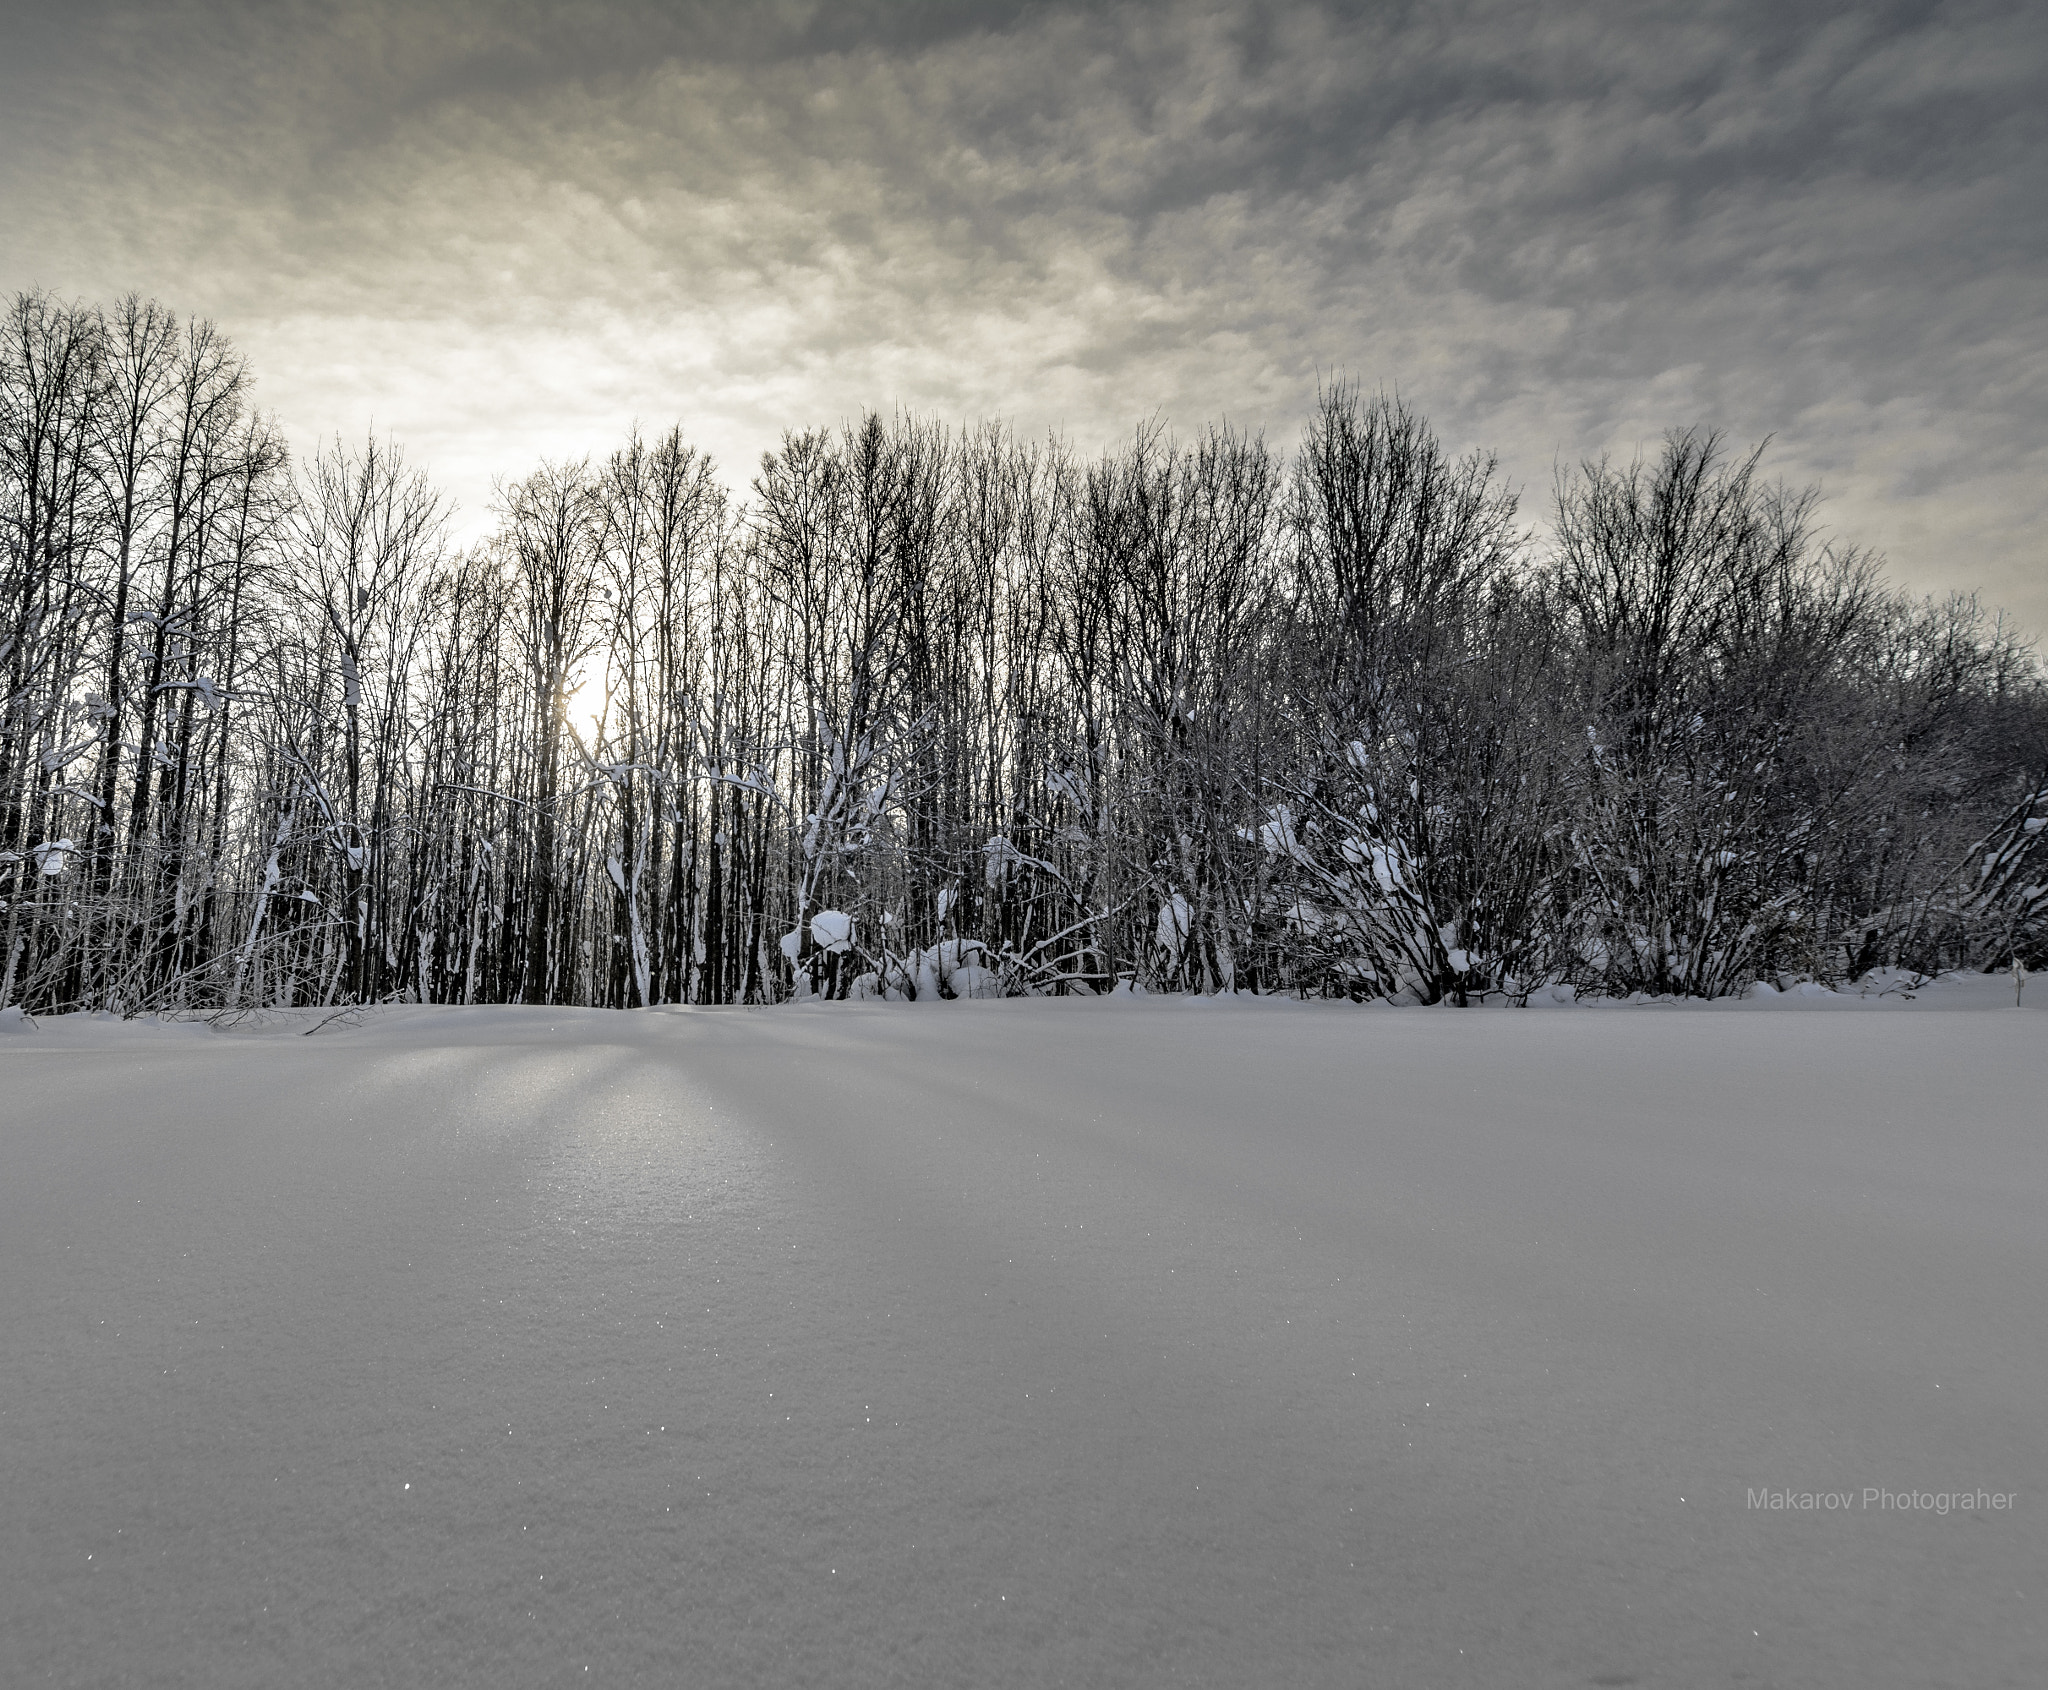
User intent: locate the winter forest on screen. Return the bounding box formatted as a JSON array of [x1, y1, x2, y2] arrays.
[[3, 290, 2045, 1016]]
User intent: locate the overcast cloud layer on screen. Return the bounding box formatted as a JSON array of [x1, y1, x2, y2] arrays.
[[4, 0, 2044, 627]]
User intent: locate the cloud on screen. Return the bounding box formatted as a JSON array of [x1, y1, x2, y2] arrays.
[[4, 0, 2043, 629]]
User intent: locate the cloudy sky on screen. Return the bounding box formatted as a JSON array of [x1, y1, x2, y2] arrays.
[[5, 0, 2043, 628]]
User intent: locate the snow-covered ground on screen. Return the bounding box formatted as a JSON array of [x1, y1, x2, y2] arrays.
[[4, 981, 2043, 1688]]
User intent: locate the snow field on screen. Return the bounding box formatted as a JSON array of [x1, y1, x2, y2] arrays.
[[3, 988, 2044, 1687]]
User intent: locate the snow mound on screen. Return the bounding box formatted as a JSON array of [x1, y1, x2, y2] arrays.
[[810, 909, 854, 953]]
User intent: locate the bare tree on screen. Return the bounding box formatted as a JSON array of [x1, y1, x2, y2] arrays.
[[6, 288, 2043, 1015]]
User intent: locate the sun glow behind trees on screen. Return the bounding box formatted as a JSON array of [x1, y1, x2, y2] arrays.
[[3, 290, 2045, 1015]]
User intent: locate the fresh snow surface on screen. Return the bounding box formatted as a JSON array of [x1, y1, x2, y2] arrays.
[[4, 981, 2044, 1688]]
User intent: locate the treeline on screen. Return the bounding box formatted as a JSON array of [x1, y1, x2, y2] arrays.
[[4, 290, 2045, 1014]]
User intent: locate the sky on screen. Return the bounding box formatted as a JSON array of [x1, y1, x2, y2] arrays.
[[4, 0, 2044, 631]]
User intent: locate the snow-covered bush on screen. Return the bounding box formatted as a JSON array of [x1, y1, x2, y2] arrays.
[[947, 963, 1001, 999]]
